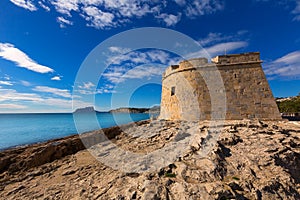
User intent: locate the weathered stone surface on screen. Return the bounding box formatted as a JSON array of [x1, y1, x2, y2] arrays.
[[0, 120, 299, 199], [160, 52, 282, 120]]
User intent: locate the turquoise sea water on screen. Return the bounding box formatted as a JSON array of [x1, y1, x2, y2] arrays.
[[0, 113, 150, 150]]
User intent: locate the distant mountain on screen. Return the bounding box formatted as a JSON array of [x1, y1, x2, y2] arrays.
[[74, 106, 161, 114], [109, 107, 149, 113], [73, 106, 95, 113]]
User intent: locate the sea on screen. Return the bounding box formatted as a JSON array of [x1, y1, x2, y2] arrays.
[[0, 113, 151, 151]]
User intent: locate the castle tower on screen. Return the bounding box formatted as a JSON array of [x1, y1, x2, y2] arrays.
[[159, 52, 281, 120]]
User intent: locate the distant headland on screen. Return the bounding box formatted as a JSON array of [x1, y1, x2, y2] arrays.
[[73, 106, 160, 114]]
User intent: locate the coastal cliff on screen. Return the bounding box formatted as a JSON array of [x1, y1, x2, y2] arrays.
[[0, 120, 299, 199]]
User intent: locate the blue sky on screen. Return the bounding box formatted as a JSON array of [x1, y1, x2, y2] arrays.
[[0, 0, 299, 113]]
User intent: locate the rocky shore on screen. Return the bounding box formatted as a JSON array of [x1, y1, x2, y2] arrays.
[[0, 119, 299, 199]]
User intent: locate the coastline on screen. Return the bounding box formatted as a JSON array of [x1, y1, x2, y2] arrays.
[[0, 120, 150, 174], [1, 119, 299, 199], [0, 112, 151, 150]]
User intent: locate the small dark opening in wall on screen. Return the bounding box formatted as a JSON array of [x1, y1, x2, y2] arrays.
[[171, 65, 179, 70], [171, 87, 175, 96], [234, 74, 237, 78]]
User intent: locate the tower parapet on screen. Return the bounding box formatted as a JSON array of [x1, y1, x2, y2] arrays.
[[211, 52, 261, 65]]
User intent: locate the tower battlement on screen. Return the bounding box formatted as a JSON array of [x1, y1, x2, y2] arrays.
[[211, 52, 261, 65]]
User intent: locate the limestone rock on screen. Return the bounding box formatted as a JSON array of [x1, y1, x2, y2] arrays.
[[0, 120, 299, 199]]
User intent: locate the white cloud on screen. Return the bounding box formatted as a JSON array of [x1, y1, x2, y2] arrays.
[[123, 66, 165, 79], [78, 82, 95, 90], [9, 0, 37, 11], [292, 1, 300, 21], [75, 82, 96, 95], [103, 65, 165, 84], [264, 50, 300, 79], [20, 80, 32, 87], [174, 0, 186, 6], [51, 0, 80, 16], [9, 0, 224, 29], [199, 31, 248, 47], [57, 16, 73, 28], [156, 13, 182, 26], [0, 103, 27, 109], [81, 6, 116, 29], [0, 88, 91, 112], [199, 32, 232, 46], [186, 41, 248, 59], [0, 43, 54, 73], [108, 46, 131, 54], [193, 31, 249, 58], [0, 81, 13, 86], [103, 49, 180, 85], [3, 74, 11, 80], [185, 0, 224, 18], [33, 86, 71, 98], [205, 41, 248, 56], [0, 89, 42, 102], [51, 76, 62, 81], [38, 1, 50, 12], [106, 49, 176, 66]]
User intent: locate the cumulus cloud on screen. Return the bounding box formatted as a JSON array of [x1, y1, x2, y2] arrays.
[[33, 86, 72, 98], [9, 0, 37, 11], [0, 43, 54, 73], [264, 51, 300, 79]]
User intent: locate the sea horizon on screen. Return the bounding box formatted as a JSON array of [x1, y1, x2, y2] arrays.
[[0, 112, 151, 151]]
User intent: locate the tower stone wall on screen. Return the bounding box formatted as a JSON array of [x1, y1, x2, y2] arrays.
[[159, 52, 282, 120]]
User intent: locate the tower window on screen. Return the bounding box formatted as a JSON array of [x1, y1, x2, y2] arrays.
[[171, 65, 179, 70], [171, 87, 175, 96]]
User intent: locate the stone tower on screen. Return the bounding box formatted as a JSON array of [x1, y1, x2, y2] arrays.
[[159, 52, 281, 120]]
